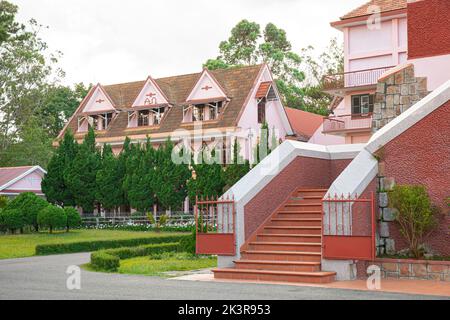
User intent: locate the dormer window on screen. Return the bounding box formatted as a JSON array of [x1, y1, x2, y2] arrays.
[[128, 106, 167, 128], [183, 101, 223, 123], [256, 81, 279, 102], [78, 112, 115, 133]]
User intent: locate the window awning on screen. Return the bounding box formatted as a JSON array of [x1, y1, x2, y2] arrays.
[[255, 81, 273, 98]]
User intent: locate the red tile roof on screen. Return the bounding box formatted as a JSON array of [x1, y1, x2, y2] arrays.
[[255, 81, 272, 98], [0, 166, 35, 189], [341, 0, 407, 20], [284, 107, 324, 141]]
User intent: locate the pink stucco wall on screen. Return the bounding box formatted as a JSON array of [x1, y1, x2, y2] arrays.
[[382, 100, 450, 256], [6, 171, 44, 192], [243, 156, 352, 239]]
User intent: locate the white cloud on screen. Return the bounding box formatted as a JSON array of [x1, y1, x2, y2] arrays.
[[13, 0, 364, 85]]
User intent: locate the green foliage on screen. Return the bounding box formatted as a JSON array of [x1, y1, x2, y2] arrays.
[[389, 185, 438, 259], [42, 130, 78, 207], [65, 128, 100, 213], [90, 251, 120, 272], [187, 148, 225, 201], [37, 205, 66, 234], [64, 207, 81, 232], [0, 1, 22, 45], [96, 144, 125, 211], [1, 208, 24, 233], [179, 229, 196, 255], [152, 139, 191, 212], [205, 20, 343, 115], [224, 139, 250, 190], [5, 192, 48, 231], [0, 196, 8, 209], [35, 233, 189, 256], [90, 242, 181, 272]]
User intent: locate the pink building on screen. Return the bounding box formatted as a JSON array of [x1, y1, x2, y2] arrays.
[[312, 0, 450, 144], [0, 166, 47, 199], [56, 64, 295, 163]]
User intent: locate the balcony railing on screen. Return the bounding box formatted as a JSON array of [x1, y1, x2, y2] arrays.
[[323, 113, 373, 134], [323, 66, 394, 91]]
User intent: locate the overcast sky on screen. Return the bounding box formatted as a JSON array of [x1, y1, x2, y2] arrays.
[[13, 0, 364, 86]]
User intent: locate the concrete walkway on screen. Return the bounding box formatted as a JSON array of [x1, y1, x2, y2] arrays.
[[0, 253, 448, 300], [174, 273, 450, 297]]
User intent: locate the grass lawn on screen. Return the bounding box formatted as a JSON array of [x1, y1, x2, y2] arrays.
[[0, 229, 184, 260], [117, 252, 217, 277]]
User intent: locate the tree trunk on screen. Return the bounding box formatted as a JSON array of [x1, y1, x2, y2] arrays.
[[49, 226, 53, 234]]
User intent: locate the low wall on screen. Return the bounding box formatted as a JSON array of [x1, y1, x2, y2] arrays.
[[357, 258, 450, 282]]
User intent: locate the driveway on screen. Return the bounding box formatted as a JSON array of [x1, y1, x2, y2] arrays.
[[0, 253, 447, 300]]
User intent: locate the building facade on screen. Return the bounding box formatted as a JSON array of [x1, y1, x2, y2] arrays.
[[312, 0, 450, 144], [0, 166, 47, 199], [56, 64, 294, 163]]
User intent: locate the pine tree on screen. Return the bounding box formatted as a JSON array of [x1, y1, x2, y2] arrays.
[[65, 128, 100, 213], [153, 139, 191, 212], [41, 130, 78, 207], [187, 146, 225, 201], [224, 139, 250, 190], [127, 139, 156, 213], [96, 144, 123, 212]]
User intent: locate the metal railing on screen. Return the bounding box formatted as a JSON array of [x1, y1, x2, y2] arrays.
[[323, 66, 394, 91], [195, 196, 236, 255], [323, 113, 373, 133], [322, 192, 376, 261]]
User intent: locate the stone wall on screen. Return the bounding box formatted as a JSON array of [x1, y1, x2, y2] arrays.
[[372, 64, 428, 131], [359, 258, 450, 282]]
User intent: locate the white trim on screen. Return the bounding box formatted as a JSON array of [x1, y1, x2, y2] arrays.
[[219, 140, 363, 265], [366, 80, 450, 154], [0, 166, 47, 192]]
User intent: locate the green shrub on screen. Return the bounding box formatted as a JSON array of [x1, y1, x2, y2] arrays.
[[90, 242, 180, 271], [146, 213, 155, 224], [35, 234, 189, 255], [180, 229, 196, 255], [389, 185, 438, 259], [1, 209, 25, 234], [37, 205, 67, 233], [90, 251, 120, 271], [64, 207, 81, 232], [6, 193, 48, 231], [0, 196, 8, 209]]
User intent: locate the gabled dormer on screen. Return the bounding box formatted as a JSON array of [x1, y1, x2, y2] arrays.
[[78, 84, 117, 133], [183, 69, 229, 123], [128, 76, 170, 128]]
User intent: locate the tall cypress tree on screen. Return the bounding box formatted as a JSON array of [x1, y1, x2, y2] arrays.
[[127, 139, 156, 213], [153, 139, 191, 212], [42, 130, 78, 206], [65, 128, 100, 213], [187, 146, 225, 201], [224, 139, 250, 190], [96, 144, 123, 212]]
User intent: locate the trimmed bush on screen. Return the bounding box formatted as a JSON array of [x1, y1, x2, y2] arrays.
[[35, 234, 189, 255], [1, 209, 25, 234], [90, 251, 120, 271], [180, 229, 196, 255], [6, 193, 48, 231], [64, 207, 82, 232], [90, 242, 181, 271], [37, 205, 67, 233]]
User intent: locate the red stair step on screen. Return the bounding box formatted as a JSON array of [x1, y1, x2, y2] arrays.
[[234, 260, 321, 272], [264, 226, 321, 235], [248, 241, 322, 252], [241, 250, 322, 262], [213, 268, 336, 284], [270, 218, 322, 227], [257, 233, 322, 243]]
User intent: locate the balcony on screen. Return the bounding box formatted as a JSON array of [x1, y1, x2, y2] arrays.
[[323, 113, 373, 135], [323, 66, 394, 96]]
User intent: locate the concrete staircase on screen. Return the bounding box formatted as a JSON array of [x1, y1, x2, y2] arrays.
[[213, 188, 336, 284]]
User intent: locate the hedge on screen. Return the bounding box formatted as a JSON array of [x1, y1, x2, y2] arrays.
[[35, 234, 189, 256], [90, 242, 181, 271]]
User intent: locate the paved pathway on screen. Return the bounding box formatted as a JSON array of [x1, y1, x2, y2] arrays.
[[0, 253, 447, 300]]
